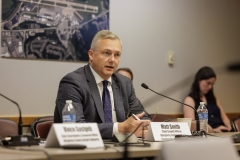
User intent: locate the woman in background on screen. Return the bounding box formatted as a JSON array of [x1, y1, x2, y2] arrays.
[[183, 66, 231, 133]]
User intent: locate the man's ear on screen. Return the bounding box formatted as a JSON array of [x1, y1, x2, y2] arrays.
[[88, 50, 94, 60]]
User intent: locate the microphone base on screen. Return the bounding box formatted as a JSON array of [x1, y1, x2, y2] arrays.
[[191, 131, 207, 137], [1, 135, 39, 146], [175, 131, 207, 138], [111, 133, 138, 143], [114, 142, 151, 147]]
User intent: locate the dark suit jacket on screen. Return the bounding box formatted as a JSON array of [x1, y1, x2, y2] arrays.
[[54, 64, 149, 139]]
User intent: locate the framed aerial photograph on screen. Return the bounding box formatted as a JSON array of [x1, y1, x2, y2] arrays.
[[1, 0, 109, 61]]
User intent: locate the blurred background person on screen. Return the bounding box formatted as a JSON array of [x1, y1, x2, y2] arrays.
[[116, 67, 133, 80], [183, 66, 231, 133]]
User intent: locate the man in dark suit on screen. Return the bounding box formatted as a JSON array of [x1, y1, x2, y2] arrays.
[[54, 30, 150, 139]]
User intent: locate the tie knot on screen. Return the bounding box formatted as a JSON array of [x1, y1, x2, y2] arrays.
[[102, 80, 108, 88]]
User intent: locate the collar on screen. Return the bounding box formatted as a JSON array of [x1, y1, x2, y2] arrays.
[[89, 65, 112, 85]]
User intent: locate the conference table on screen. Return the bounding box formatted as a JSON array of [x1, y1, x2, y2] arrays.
[[0, 132, 239, 160]]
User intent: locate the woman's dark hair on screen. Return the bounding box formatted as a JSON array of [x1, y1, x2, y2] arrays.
[[116, 67, 133, 80], [190, 66, 216, 104]]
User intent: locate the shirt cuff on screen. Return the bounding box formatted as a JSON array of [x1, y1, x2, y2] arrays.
[[113, 122, 119, 135]]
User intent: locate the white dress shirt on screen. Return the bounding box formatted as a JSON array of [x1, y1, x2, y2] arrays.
[[89, 66, 119, 135]]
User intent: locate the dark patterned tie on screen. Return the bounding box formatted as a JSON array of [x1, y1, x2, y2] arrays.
[[102, 80, 112, 123]]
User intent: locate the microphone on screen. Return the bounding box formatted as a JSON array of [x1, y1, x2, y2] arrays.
[[0, 93, 22, 135], [228, 62, 240, 71], [141, 83, 200, 132]]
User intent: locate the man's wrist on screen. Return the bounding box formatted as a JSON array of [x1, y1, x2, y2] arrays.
[[118, 122, 126, 133]]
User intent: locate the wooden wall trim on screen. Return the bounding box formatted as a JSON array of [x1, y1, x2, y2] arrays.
[[1, 113, 240, 126], [0, 116, 50, 126], [226, 113, 240, 120], [152, 113, 240, 120]]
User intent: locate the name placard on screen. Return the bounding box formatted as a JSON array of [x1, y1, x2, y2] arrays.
[[145, 122, 191, 141], [45, 123, 104, 148]]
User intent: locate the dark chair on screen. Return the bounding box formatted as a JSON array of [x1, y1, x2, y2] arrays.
[[149, 114, 176, 122], [31, 120, 53, 139], [36, 120, 53, 139], [231, 116, 240, 132], [0, 118, 18, 138], [30, 116, 53, 137], [35, 116, 53, 121]]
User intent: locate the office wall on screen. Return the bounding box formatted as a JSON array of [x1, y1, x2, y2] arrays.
[[1, 0, 240, 117]]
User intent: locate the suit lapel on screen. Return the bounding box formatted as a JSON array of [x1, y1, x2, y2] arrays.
[[84, 65, 105, 122], [112, 77, 126, 122]]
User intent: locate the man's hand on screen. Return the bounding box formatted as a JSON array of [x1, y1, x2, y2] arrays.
[[118, 112, 150, 138]]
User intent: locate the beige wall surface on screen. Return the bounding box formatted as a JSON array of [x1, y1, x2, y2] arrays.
[[1, 0, 240, 117]]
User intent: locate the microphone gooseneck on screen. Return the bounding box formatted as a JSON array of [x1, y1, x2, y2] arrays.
[[126, 97, 141, 118], [0, 93, 22, 135], [116, 122, 143, 146], [141, 83, 200, 132]]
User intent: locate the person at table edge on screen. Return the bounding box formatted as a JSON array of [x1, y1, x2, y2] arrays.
[[54, 30, 150, 139]]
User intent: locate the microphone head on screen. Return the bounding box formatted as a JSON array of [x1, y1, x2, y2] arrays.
[[141, 83, 149, 89], [228, 62, 240, 71]]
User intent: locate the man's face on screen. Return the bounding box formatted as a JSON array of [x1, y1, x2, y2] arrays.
[[89, 38, 122, 80]]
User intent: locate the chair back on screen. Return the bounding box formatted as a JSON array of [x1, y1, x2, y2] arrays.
[[31, 120, 53, 139], [30, 116, 53, 137], [231, 116, 240, 132], [36, 120, 53, 139], [0, 118, 18, 138], [35, 116, 53, 122]]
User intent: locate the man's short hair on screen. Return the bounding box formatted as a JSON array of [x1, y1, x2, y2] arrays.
[[90, 30, 121, 51]]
